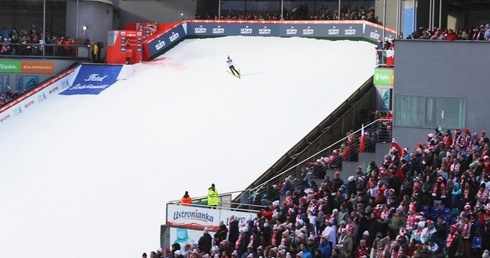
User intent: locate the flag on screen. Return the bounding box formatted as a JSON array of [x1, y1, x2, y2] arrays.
[[390, 138, 403, 159], [386, 49, 394, 67], [359, 124, 366, 152]]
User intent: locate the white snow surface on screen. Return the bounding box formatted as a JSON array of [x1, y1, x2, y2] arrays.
[[0, 36, 374, 258]]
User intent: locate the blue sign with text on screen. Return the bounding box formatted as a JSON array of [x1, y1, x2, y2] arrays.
[[59, 65, 123, 95], [146, 24, 186, 58]]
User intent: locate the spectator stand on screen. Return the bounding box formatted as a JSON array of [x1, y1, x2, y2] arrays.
[[160, 123, 490, 258]]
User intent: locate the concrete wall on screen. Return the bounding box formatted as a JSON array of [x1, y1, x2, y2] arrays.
[[392, 40, 489, 149], [116, 0, 197, 25], [66, 1, 114, 60], [374, 0, 398, 33]]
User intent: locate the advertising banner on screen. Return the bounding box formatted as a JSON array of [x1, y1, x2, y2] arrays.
[[21, 61, 55, 74], [278, 24, 328, 37], [185, 20, 395, 40], [0, 61, 55, 74], [189, 23, 230, 37], [373, 69, 394, 85], [59, 65, 123, 95], [322, 24, 363, 38], [365, 24, 397, 41], [170, 227, 212, 248], [136, 22, 158, 39], [0, 61, 21, 73], [187, 23, 280, 37], [166, 204, 257, 231], [234, 24, 279, 37], [167, 205, 221, 231], [146, 24, 185, 58], [364, 26, 383, 41], [144, 20, 397, 60], [16, 75, 39, 92]]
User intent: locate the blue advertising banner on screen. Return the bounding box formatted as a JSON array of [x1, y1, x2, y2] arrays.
[[255, 24, 279, 37], [279, 25, 301, 37], [146, 24, 186, 58], [188, 23, 231, 36], [59, 65, 123, 95], [322, 24, 363, 38], [188, 23, 281, 37], [235, 23, 279, 37], [278, 24, 328, 37], [21, 75, 39, 92], [147, 21, 398, 60], [364, 26, 383, 42], [187, 22, 368, 39]]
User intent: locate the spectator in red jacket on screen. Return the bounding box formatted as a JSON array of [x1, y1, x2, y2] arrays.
[[260, 206, 273, 221], [444, 29, 458, 40]]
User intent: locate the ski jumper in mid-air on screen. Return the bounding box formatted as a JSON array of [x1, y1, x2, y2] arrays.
[[226, 55, 240, 78]]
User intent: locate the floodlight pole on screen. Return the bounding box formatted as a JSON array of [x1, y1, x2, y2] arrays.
[[439, 0, 442, 28], [218, 0, 221, 20], [338, 0, 341, 20], [43, 0, 46, 57], [281, 0, 284, 19], [382, 0, 386, 46]]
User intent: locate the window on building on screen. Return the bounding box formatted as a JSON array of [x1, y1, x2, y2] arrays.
[[394, 95, 466, 129]]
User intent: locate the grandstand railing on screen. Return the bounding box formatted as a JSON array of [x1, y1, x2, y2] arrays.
[[0, 42, 92, 60], [235, 117, 391, 209], [376, 49, 395, 67], [166, 192, 269, 212]]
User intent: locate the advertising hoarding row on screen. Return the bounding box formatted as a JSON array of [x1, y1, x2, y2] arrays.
[[185, 21, 396, 40], [187, 23, 364, 38], [0, 67, 78, 124], [0, 61, 55, 74], [145, 20, 397, 61], [0, 64, 135, 125]]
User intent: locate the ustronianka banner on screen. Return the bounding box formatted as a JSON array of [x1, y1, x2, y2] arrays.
[[166, 204, 257, 231], [59, 65, 123, 95]]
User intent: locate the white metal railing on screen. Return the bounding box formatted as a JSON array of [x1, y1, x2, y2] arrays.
[[237, 118, 392, 208]]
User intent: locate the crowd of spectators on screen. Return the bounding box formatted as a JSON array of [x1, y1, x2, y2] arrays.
[[408, 24, 490, 41], [0, 24, 86, 105], [152, 125, 490, 258], [196, 5, 375, 23], [0, 24, 81, 57]]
